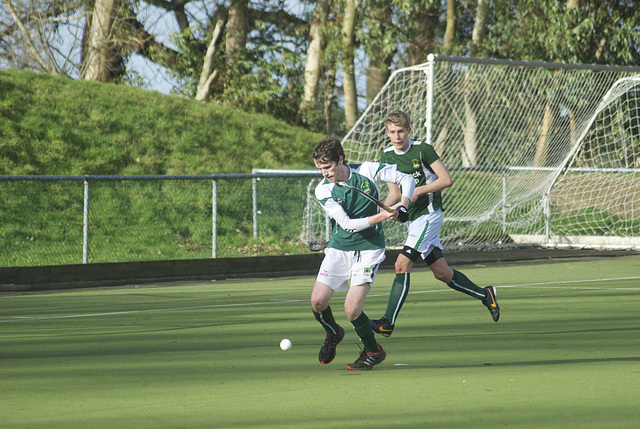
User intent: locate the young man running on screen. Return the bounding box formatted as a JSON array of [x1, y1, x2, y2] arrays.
[[370, 110, 500, 338], [311, 137, 414, 371]]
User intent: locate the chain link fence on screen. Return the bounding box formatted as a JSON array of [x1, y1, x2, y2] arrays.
[[0, 172, 320, 267]]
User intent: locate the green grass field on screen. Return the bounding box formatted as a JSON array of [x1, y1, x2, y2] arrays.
[[2, 256, 640, 428]]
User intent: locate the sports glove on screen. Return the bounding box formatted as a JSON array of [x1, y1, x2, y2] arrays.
[[397, 205, 409, 223]]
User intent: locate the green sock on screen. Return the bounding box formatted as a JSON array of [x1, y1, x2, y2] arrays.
[[383, 273, 410, 324], [351, 312, 378, 352], [448, 270, 486, 301], [313, 306, 340, 335]]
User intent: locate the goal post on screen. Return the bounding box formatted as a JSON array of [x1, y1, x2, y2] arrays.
[[304, 55, 640, 251], [544, 75, 640, 248]]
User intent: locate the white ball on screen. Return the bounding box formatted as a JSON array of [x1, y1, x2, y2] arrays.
[[280, 338, 292, 351]]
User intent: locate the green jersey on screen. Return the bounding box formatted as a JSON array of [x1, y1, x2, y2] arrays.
[[315, 162, 415, 251], [380, 140, 443, 220]]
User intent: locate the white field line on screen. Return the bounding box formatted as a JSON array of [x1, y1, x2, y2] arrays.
[[0, 300, 306, 323], [408, 276, 640, 294], [2, 276, 639, 323]]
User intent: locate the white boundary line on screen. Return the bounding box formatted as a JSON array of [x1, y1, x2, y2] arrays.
[[2, 276, 639, 323], [0, 300, 307, 323], [407, 276, 640, 293]]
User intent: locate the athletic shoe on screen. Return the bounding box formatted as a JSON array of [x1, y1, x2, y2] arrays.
[[318, 325, 345, 364], [483, 286, 500, 322], [370, 317, 394, 337], [346, 344, 386, 371]]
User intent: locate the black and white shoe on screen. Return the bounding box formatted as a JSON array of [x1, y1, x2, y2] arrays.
[[346, 344, 386, 371]]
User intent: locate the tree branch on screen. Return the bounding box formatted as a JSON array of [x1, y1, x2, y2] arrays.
[[117, 3, 180, 69], [142, 0, 191, 32], [3, 0, 61, 75]]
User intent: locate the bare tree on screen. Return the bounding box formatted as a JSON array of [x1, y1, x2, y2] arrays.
[[2, 0, 67, 75]]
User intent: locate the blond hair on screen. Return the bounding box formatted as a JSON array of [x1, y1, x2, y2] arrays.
[[384, 110, 411, 129]]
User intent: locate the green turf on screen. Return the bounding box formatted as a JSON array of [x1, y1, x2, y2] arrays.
[[2, 257, 640, 428]]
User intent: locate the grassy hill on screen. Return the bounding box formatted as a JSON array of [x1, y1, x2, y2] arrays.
[[0, 71, 327, 265], [0, 70, 324, 175]]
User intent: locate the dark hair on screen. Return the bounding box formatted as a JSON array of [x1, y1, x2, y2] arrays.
[[384, 110, 411, 129], [312, 137, 345, 164]]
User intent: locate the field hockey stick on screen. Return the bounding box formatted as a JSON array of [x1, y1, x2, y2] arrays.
[[308, 240, 329, 251], [335, 181, 394, 213]]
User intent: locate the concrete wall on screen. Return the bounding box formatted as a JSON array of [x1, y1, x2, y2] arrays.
[[2, 248, 638, 293]]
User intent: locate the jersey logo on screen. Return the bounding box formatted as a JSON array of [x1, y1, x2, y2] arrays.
[[412, 159, 421, 169], [360, 182, 372, 194]]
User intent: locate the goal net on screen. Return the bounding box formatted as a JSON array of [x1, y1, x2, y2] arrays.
[[302, 55, 640, 250]]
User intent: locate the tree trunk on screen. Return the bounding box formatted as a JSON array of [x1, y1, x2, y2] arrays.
[[444, 0, 456, 48], [407, 5, 439, 66], [462, 97, 478, 167], [470, 0, 490, 56], [433, 122, 448, 159], [534, 102, 554, 167], [83, 0, 121, 82], [226, 0, 249, 67], [324, 59, 337, 135], [196, 9, 228, 102], [435, 0, 456, 151], [366, 1, 393, 104], [462, 0, 490, 166], [366, 62, 391, 106], [300, 0, 330, 116], [342, 0, 358, 130]]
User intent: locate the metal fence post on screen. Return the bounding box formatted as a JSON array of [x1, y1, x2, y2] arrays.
[[212, 179, 217, 258], [252, 176, 258, 238], [502, 172, 507, 235], [83, 178, 90, 264], [543, 193, 551, 245]]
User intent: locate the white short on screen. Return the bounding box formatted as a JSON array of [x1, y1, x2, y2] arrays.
[[316, 247, 386, 291], [404, 209, 444, 260]]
